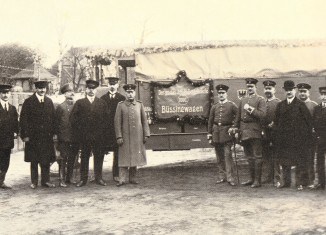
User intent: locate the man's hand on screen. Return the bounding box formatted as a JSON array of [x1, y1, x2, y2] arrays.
[[23, 137, 30, 142], [207, 134, 212, 140], [244, 103, 255, 113], [143, 136, 149, 144], [117, 138, 123, 146]]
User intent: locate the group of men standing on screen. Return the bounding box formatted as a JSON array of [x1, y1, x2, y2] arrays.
[[208, 78, 326, 190], [0, 77, 150, 189]]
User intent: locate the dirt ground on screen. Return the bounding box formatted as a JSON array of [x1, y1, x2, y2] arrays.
[[0, 149, 326, 235]]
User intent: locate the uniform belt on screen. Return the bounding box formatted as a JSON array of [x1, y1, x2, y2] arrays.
[[214, 122, 232, 126]]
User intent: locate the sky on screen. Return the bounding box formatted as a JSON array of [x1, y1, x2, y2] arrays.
[[0, 0, 326, 67]]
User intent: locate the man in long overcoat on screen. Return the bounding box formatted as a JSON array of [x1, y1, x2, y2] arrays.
[[100, 77, 125, 182], [70, 80, 109, 187], [274, 80, 313, 190], [232, 78, 266, 188], [207, 84, 237, 186], [0, 84, 19, 189], [114, 84, 150, 186], [20, 81, 56, 189]]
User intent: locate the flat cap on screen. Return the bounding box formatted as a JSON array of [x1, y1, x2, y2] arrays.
[[215, 84, 229, 92], [263, 80, 276, 87], [245, 78, 258, 85], [297, 83, 312, 90], [319, 86, 326, 94], [0, 84, 12, 92], [86, 80, 99, 89], [123, 84, 137, 91], [60, 83, 74, 94], [34, 81, 48, 89], [283, 80, 296, 90]]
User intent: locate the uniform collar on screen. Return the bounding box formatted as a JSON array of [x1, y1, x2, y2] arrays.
[[126, 100, 136, 105], [304, 98, 311, 103], [219, 99, 228, 104], [266, 96, 276, 102], [248, 93, 257, 98]]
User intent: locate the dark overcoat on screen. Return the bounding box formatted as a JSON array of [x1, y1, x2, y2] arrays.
[[274, 97, 313, 165], [70, 97, 108, 146], [100, 92, 125, 150], [313, 104, 326, 151], [20, 94, 56, 164], [114, 100, 150, 167], [0, 103, 19, 149]]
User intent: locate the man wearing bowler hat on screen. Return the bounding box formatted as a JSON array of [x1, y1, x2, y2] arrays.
[[0, 84, 19, 189], [207, 84, 237, 186], [115, 84, 150, 187], [231, 78, 266, 188], [309, 87, 326, 190], [70, 80, 109, 187], [101, 77, 125, 182], [261, 80, 282, 186], [274, 80, 312, 190], [20, 80, 57, 189], [55, 83, 79, 187], [297, 83, 318, 186]]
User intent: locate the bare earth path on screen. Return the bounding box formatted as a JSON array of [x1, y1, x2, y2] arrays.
[[0, 149, 325, 235]]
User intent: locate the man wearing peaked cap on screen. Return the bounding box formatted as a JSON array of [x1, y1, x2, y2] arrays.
[[20, 80, 57, 189], [101, 77, 125, 182], [230, 78, 267, 188], [297, 82, 317, 187], [274, 80, 313, 190], [309, 87, 326, 190], [261, 80, 282, 186], [115, 83, 150, 186], [208, 84, 237, 186], [70, 79, 109, 187], [55, 83, 79, 187], [0, 84, 18, 189]]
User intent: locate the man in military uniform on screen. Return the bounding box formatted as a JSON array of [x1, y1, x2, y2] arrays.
[[70, 80, 109, 187], [20, 81, 57, 189], [297, 83, 318, 186], [310, 87, 326, 190], [0, 84, 19, 189], [101, 77, 125, 182], [261, 80, 281, 186], [55, 83, 79, 187], [115, 84, 150, 187], [207, 84, 237, 186], [232, 78, 266, 188], [274, 80, 312, 190]]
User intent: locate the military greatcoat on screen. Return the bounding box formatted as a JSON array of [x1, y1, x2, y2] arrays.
[[20, 94, 56, 164], [114, 100, 150, 167]]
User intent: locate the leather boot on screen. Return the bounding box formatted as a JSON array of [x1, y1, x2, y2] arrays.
[[251, 159, 263, 188], [59, 162, 67, 187], [242, 160, 255, 186]]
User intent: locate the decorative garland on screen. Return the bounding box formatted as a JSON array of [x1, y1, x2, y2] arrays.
[[150, 70, 213, 125]]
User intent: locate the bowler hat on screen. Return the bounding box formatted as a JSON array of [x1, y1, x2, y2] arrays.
[[263, 80, 276, 87], [34, 81, 48, 89], [297, 83, 311, 90], [215, 84, 229, 92], [105, 77, 120, 84], [123, 84, 136, 91], [0, 84, 12, 92], [245, 78, 258, 85], [60, 83, 74, 94], [86, 80, 99, 89], [283, 80, 296, 90]]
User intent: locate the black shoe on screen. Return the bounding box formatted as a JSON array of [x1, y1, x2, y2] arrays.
[[116, 182, 126, 187], [76, 181, 87, 187], [216, 179, 226, 184], [228, 181, 236, 186], [0, 183, 12, 189], [129, 180, 139, 185], [113, 177, 119, 182], [241, 180, 254, 186], [59, 181, 67, 188], [251, 183, 261, 188], [65, 179, 77, 184], [297, 185, 304, 191], [277, 183, 290, 189], [42, 182, 56, 188], [30, 183, 37, 189], [96, 179, 107, 186]]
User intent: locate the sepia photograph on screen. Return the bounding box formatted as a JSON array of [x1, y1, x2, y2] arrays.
[[0, 0, 326, 234]]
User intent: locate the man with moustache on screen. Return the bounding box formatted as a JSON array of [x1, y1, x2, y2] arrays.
[[115, 84, 150, 187], [0, 84, 19, 189], [261, 80, 281, 186], [274, 80, 312, 190], [310, 87, 326, 190], [207, 84, 237, 186], [101, 77, 125, 182], [70, 80, 109, 187], [20, 81, 57, 189], [297, 83, 318, 187], [231, 78, 266, 188], [55, 83, 79, 187]]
